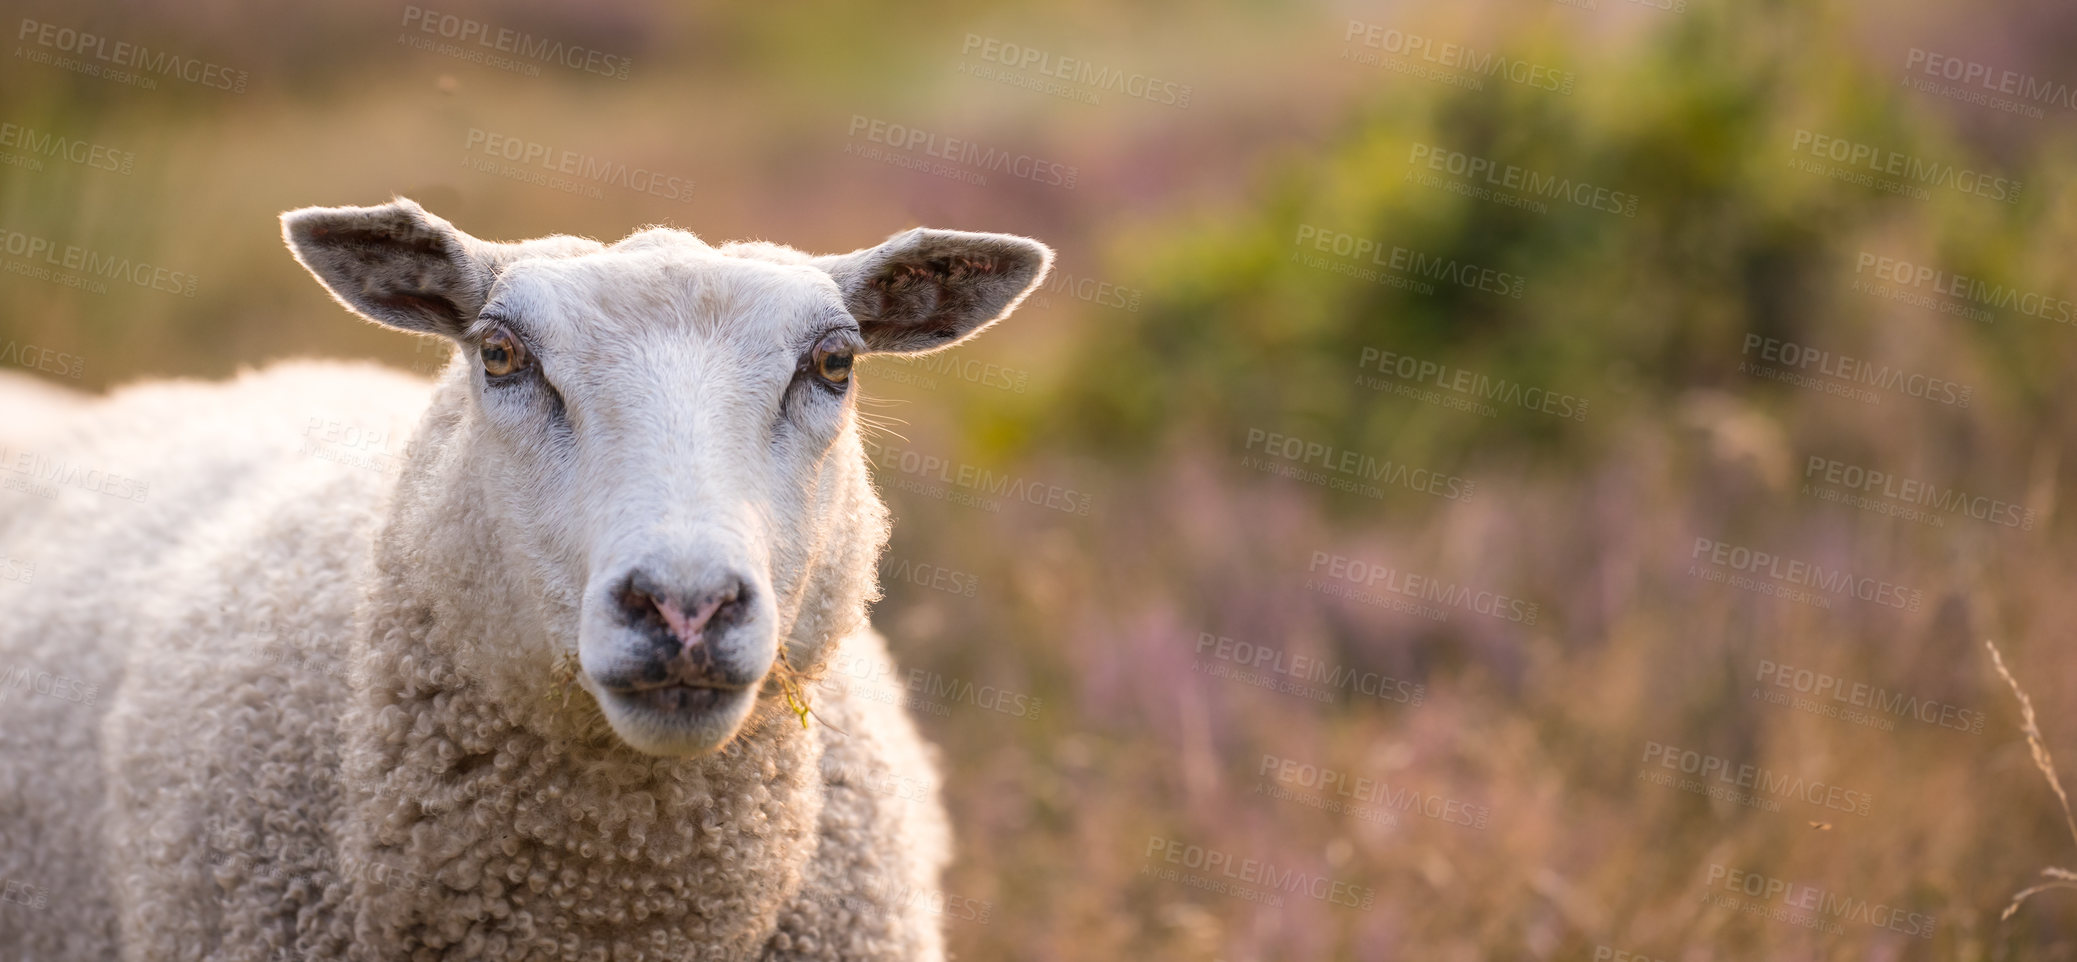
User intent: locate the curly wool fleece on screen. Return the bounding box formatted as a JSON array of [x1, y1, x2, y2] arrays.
[[0, 361, 950, 962]]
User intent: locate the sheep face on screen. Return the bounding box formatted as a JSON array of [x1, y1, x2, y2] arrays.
[[283, 199, 1051, 757]]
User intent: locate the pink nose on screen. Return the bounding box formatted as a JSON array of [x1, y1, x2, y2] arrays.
[[656, 593, 728, 650], [614, 570, 750, 653]]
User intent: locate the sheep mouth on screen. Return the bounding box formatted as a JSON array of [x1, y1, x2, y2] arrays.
[[579, 649, 771, 756], [611, 681, 743, 715]]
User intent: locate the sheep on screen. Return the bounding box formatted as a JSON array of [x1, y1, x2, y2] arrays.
[[0, 198, 1051, 962]]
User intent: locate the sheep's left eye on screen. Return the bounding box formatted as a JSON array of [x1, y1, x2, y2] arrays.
[[812, 333, 853, 387], [482, 326, 528, 378]]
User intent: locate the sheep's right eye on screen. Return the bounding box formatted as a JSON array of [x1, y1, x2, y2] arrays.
[[481, 327, 529, 378]]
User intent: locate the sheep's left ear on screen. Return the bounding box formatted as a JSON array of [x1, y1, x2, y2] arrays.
[[813, 228, 1052, 354]]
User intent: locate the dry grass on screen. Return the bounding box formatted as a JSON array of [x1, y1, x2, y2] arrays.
[[1987, 639, 2077, 924]]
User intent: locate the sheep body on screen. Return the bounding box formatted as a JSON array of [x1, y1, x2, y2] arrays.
[[0, 360, 949, 962]]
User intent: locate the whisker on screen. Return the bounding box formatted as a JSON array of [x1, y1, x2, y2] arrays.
[[856, 416, 910, 443]]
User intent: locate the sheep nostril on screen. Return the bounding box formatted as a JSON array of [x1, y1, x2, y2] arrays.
[[612, 572, 669, 635], [613, 571, 752, 652]]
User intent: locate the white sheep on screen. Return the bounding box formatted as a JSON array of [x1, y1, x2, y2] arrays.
[[0, 198, 1051, 962]]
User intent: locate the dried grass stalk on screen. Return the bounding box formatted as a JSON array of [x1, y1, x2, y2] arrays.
[[1985, 639, 2077, 921]]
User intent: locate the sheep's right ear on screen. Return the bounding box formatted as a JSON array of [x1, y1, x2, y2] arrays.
[[281, 198, 493, 338]]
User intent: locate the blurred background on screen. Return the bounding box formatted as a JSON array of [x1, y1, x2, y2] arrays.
[[6, 0, 2077, 957]]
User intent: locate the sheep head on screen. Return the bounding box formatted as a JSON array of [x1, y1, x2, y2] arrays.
[[282, 198, 1051, 757]]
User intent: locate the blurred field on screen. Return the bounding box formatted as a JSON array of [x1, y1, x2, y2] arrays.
[[7, 0, 2077, 958]]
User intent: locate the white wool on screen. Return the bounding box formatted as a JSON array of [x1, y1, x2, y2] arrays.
[[0, 205, 1047, 961]]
